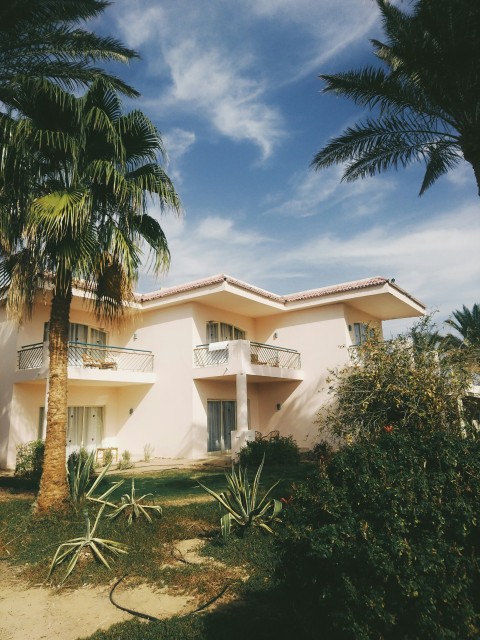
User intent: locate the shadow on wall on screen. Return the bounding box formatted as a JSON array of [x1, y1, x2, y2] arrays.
[[261, 373, 335, 449], [0, 384, 13, 468], [175, 421, 208, 460]]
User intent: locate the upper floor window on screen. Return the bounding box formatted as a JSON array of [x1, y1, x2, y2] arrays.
[[206, 321, 245, 344], [43, 322, 107, 345], [352, 322, 374, 346]]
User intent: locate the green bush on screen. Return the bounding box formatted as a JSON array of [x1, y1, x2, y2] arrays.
[[14, 440, 44, 481], [303, 440, 335, 464], [238, 435, 300, 467], [278, 430, 480, 639]]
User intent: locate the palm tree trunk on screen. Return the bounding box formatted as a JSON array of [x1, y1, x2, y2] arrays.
[[35, 278, 72, 513]]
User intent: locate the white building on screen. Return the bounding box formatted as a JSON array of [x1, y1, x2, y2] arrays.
[[0, 274, 425, 469]]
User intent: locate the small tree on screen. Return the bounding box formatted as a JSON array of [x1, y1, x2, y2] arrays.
[[317, 318, 473, 442]]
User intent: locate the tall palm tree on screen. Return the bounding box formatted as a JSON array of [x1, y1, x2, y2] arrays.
[[0, 0, 139, 109], [0, 80, 181, 512], [312, 0, 480, 196], [444, 304, 480, 349]]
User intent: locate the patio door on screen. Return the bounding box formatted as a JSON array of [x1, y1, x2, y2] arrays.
[[207, 400, 236, 452], [66, 406, 104, 457]]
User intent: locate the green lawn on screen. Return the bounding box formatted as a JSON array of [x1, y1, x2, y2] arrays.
[[0, 462, 315, 640]]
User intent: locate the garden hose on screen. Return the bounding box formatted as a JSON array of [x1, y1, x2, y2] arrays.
[[109, 573, 237, 621]]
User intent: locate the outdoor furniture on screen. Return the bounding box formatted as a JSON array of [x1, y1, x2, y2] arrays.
[[82, 353, 117, 369], [267, 430, 279, 440], [96, 447, 119, 464]]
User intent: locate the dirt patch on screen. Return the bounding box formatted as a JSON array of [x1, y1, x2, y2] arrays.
[[0, 563, 192, 640], [0, 538, 239, 640]]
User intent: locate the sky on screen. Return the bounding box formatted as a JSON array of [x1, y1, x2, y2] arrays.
[[94, 0, 479, 335]]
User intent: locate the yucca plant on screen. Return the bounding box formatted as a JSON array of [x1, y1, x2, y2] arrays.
[[107, 478, 163, 525], [67, 449, 124, 510], [47, 505, 128, 584], [198, 455, 283, 540]]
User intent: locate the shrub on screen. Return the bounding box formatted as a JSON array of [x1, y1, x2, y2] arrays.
[[304, 440, 335, 464], [14, 440, 44, 481], [103, 448, 113, 467], [143, 443, 154, 462], [318, 318, 473, 442], [238, 435, 300, 467], [278, 430, 480, 639], [118, 450, 134, 470]]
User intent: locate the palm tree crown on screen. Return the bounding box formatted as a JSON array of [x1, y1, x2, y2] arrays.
[[0, 0, 139, 110], [312, 0, 480, 196], [444, 304, 480, 348]]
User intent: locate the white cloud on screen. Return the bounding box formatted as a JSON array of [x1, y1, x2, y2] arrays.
[[161, 128, 196, 184], [264, 167, 395, 219], [140, 200, 480, 334], [159, 39, 285, 159], [282, 202, 480, 318]]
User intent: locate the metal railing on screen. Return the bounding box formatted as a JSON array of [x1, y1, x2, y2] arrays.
[[193, 341, 301, 369], [17, 343, 44, 370], [193, 344, 229, 367], [17, 341, 154, 372], [250, 342, 301, 369]]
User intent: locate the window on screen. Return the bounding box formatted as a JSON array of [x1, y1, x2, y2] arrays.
[[43, 322, 107, 345], [352, 322, 375, 346], [206, 321, 245, 344]]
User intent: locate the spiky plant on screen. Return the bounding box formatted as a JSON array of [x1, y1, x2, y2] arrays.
[[107, 478, 162, 525], [198, 455, 283, 541], [47, 505, 128, 584]]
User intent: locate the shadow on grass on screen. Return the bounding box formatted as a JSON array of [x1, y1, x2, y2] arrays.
[[81, 581, 312, 640]]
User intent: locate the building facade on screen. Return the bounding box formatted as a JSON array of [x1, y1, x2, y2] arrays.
[[0, 274, 425, 469]]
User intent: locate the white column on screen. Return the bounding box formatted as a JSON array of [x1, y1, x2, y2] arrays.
[[236, 373, 248, 431], [231, 372, 255, 459]]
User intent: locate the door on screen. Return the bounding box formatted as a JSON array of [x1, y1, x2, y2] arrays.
[[66, 406, 104, 456], [207, 400, 236, 452]]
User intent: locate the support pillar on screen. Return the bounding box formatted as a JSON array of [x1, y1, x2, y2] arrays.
[[231, 372, 254, 459]]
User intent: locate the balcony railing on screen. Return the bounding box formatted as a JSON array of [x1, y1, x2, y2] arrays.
[[250, 341, 301, 369], [193, 340, 301, 370], [17, 342, 153, 372], [193, 343, 229, 367]]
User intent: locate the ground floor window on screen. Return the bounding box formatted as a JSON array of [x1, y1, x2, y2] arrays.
[[207, 400, 236, 452], [38, 406, 104, 455]]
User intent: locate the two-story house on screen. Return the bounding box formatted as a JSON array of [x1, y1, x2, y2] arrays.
[[0, 274, 425, 469]]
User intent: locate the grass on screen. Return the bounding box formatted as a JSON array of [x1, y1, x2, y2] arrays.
[[0, 463, 315, 640]]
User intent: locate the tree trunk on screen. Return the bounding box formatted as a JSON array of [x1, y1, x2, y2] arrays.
[[35, 278, 72, 513]]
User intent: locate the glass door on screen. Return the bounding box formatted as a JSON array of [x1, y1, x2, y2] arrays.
[[207, 400, 236, 452], [66, 406, 104, 456]]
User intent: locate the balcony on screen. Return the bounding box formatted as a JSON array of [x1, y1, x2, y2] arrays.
[[193, 340, 303, 382], [16, 342, 155, 386]]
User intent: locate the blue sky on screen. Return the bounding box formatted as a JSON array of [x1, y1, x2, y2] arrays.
[[95, 0, 479, 335]]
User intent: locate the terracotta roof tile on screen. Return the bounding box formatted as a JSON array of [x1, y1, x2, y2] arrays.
[[136, 273, 424, 309]]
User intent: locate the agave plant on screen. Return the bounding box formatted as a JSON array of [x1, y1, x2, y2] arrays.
[[198, 455, 283, 540], [67, 449, 123, 510], [47, 506, 128, 584], [107, 478, 163, 525]]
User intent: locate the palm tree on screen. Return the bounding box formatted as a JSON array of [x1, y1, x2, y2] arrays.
[[0, 0, 139, 109], [0, 80, 181, 512], [312, 0, 480, 196], [444, 304, 480, 348]]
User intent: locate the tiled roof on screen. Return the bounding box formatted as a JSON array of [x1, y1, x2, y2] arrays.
[[137, 274, 424, 309]]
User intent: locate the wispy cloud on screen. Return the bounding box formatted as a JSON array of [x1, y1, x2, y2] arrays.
[[161, 128, 196, 184], [141, 200, 480, 329], [264, 167, 395, 219], [111, 0, 379, 158]]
